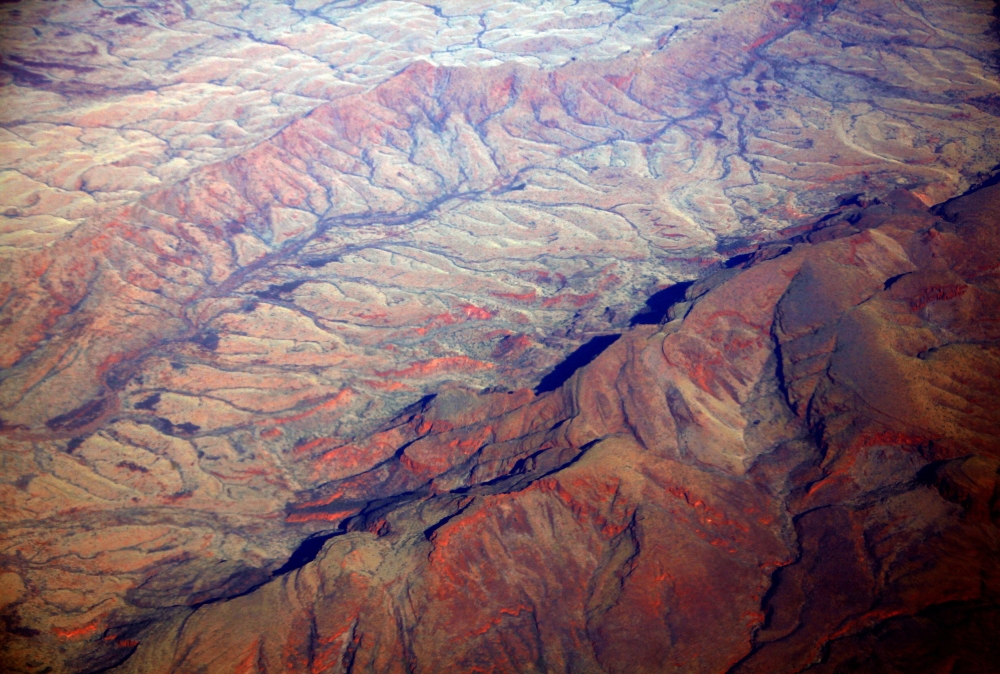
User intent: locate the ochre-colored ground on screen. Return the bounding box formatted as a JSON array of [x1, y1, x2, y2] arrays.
[[2, 1, 999, 671]]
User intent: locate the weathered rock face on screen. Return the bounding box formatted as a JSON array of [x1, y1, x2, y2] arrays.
[[2, 0, 1000, 672], [14, 182, 994, 673], [190, 184, 1000, 672], [3, 0, 1000, 437]]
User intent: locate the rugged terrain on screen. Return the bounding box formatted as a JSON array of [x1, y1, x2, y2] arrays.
[[1, 0, 999, 672], [26, 179, 999, 674], [109, 183, 999, 674]]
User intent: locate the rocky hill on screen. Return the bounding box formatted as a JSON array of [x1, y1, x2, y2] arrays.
[[100, 182, 1000, 674], [1, 0, 999, 672]]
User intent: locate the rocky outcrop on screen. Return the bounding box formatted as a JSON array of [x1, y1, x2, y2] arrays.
[[85, 185, 998, 673], [2, 1, 1000, 671], [4, 0, 1000, 442]]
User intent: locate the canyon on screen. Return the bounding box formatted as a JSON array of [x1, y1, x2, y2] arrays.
[[1, 0, 999, 672]]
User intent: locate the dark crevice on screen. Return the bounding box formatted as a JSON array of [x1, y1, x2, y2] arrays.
[[630, 281, 695, 325], [342, 632, 360, 673], [133, 393, 161, 411], [769, 321, 794, 413], [451, 447, 551, 496], [186, 430, 602, 619], [423, 499, 473, 540], [535, 335, 621, 393], [338, 488, 431, 535], [531, 437, 603, 481], [305, 256, 339, 268], [456, 437, 602, 499], [45, 397, 108, 432], [271, 532, 342, 577], [724, 252, 755, 268], [932, 164, 1000, 218], [253, 279, 308, 300], [883, 272, 910, 290], [144, 416, 200, 437]]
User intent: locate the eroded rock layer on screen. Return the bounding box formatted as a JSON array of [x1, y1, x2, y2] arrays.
[[3, 0, 1000, 435], [1, 0, 1000, 672], [135, 182, 1000, 672], [8, 181, 999, 673], [171, 184, 1000, 673]]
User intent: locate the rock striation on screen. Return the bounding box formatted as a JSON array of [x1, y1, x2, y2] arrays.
[[132, 184, 1000, 673], [3, 0, 1000, 439], [7, 180, 998, 672], [1, 0, 1000, 672]]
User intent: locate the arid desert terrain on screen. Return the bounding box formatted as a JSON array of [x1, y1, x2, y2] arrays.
[[1, 1, 999, 671]]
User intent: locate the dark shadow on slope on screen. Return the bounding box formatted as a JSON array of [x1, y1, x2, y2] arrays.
[[271, 532, 341, 576], [630, 281, 695, 325], [535, 334, 621, 394], [724, 252, 755, 268], [253, 279, 307, 300], [423, 498, 473, 540], [931, 163, 1000, 215]]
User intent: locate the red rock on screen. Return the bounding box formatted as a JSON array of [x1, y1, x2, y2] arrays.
[[2, 1, 1000, 670], [74, 183, 998, 674]]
